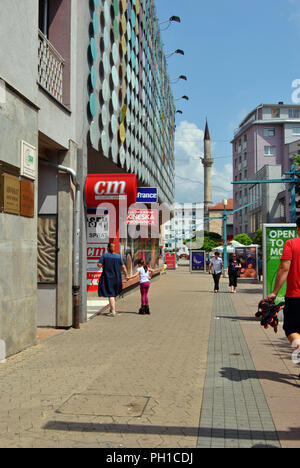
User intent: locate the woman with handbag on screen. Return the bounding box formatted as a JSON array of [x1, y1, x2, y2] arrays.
[[228, 254, 242, 293]]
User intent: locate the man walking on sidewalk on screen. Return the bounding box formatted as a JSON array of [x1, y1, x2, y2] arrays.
[[267, 217, 300, 350]]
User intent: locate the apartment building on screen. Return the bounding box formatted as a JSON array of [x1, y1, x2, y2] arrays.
[[232, 103, 300, 236], [164, 203, 204, 252]]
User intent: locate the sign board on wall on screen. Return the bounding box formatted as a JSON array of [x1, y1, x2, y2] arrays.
[[263, 224, 297, 304], [136, 187, 158, 203], [85, 173, 137, 207], [87, 210, 110, 292], [20, 140, 37, 181], [126, 209, 158, 226], [190, 251, 205, 273], [20, 179, 34, 218], [0, 173, 20, 214]]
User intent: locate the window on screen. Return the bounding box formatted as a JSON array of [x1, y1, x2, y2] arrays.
[[264, 128, 275, 137], [292, 127, 300, 135], [243, 134, 247, 142], [289, 109, 300, 118], [264, 146, 276, 156], [272, 108, 280, 118], [39, 0, 49, 36]]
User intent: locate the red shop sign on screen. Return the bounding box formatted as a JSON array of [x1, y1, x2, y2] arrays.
[[126, 209, 158, 226], [86, 174, 137, 207]]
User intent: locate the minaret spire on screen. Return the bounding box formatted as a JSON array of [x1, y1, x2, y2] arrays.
[[204, 119, 210, 141], [201, 120, 214, 230]]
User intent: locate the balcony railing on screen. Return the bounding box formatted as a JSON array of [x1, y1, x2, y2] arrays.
[[38, 30, 64, 103]]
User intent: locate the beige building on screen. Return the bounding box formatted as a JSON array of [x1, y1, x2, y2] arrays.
[[208, 199, 234, 240]]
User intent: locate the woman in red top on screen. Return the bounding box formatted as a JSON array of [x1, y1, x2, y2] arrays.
[[267, 218, 300, 349]]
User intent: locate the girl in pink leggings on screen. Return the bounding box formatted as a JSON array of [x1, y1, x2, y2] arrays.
[[130, 260, 154, 315]]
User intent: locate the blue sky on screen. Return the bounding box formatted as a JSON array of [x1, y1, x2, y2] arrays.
[[156, 0, 300, 203]]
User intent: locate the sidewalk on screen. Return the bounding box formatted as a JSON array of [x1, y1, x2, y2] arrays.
[[0, 266, 299, 448]]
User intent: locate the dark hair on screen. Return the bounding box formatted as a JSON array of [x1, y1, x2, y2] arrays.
[[107, 242, 115, 253], [138, 259, 148, 273], [297, 217, 300, 229], [214, 251, 220, 256]]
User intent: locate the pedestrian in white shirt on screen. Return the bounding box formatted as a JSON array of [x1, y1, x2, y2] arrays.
[[209, 251, 223, 293]]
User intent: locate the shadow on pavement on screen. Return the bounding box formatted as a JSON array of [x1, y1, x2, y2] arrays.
[[220, 367, 300, 388], [43, 420, 300, 444], [218, 315, 260, 322]]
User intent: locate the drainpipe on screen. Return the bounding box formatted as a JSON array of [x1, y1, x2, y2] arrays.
[[40, 159, 81, 329]]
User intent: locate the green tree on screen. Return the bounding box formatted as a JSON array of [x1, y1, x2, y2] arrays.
[[233, 233, 252, 246], [184, 231, 222, 252], [253, 229, 262, 246]]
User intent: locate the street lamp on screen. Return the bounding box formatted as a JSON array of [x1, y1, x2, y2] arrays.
[[171, 75, 187, 83], [159, 16, 181, 31], [166, 49, 185, 58], [223, 199, 228, 276], [159, 16, 181, 26], [174, 95, 189, 102]]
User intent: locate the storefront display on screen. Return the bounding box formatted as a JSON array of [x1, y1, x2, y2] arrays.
[[234, 247, 258, 280]]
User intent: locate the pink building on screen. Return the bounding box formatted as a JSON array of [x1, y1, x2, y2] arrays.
[[231, 103, 300, 236]]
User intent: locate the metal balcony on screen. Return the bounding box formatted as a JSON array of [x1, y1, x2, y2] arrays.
[[38, 30, 64, 103]]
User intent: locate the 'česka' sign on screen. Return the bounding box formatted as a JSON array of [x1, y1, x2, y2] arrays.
[[126, 209, 158, 226]]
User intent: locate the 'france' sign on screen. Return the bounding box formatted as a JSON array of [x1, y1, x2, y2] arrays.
[[136, 188, 158, 203]]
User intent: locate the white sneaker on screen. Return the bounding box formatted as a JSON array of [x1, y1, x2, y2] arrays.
[[105, 310, 116, 317]]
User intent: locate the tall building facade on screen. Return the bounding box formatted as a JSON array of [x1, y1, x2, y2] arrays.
[[232, 103, 300, 236], [0, 0, 176, 357]]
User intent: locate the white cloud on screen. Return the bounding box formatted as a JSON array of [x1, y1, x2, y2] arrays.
[[174, 121, 233, 204]]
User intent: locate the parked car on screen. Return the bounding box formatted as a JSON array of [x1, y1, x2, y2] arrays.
[[179, 254, 189, 260]]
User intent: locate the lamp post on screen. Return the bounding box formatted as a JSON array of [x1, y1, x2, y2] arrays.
[[159, 16, 181, 26], [166, 49, 185, 58], [174, 95, 189, 102], [171, 75, 188, 83], [223, 199, 228, 275]]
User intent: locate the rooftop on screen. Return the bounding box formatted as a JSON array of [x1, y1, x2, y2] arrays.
[[209, 199, 234, 211]]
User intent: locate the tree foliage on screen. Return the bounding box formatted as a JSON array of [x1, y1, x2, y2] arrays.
[[233, 233, 252, 246], [184, 231, 222, 252], [253, 229, 263, 246]]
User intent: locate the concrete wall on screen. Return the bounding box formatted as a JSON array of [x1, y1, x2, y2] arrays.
[[0, 87, 38, 357], [0, 0, 38, 105]]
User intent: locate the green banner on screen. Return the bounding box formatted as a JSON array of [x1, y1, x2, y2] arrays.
[[263, 224, 297, 303]]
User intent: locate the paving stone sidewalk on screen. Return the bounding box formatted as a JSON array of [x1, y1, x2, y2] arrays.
[[0, 266, 212, 448], [1, 267, 299, 448], [198, 282, 281, 448]]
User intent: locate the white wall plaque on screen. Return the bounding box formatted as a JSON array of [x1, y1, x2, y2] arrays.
[[20, 140, 37, 180]]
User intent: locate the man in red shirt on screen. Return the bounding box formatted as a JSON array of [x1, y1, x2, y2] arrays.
[[267, 218, 300, 349]]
